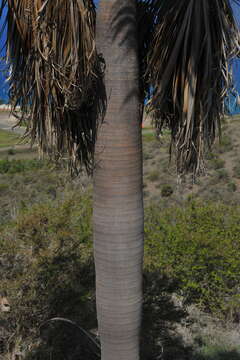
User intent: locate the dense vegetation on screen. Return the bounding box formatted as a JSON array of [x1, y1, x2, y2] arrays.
[[145, 201, 240, 317], [1, 181, 240, 359], [1, 117, 240, 359]]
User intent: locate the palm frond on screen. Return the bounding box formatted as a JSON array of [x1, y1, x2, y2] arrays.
[[142, 0, 240, 175], [136, 0, 156, 106], [0, 0, 105, 174]]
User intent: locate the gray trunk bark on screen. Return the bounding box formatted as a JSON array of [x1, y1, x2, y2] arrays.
[[93, 1, 144, 359]]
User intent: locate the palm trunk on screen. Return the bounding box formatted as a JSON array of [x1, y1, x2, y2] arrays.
[[93, 1, 144, 359]]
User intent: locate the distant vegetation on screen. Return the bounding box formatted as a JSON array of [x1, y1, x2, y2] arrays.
[[0, 158, 45, 174]]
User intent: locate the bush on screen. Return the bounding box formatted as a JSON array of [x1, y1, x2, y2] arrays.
[[216, 169, 229, 181], [8, 148, 15, 155], [0, 191, 95, 359], [144, 200, 240, 317], [3, 182, 240, 357], [0, 159, 45, 174], [227, 182, 237, 192], [161, 185, 174, 197]]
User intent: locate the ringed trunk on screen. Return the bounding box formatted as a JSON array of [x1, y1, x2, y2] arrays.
[[93, 1, 144, 359]]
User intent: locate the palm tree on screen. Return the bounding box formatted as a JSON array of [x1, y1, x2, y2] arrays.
[[0, 1, 239, 359], [93, 2, 143, 359]]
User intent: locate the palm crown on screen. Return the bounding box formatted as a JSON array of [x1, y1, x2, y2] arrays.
[[0, 0, 239, 174]]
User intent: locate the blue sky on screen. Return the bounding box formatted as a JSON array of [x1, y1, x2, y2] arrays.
[[230, 1, 240, 113]]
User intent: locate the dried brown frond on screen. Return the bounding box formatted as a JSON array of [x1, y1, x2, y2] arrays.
[[0, 0, 105, 174], [142, 0, 240, 175], [136, 0, 156, 106]]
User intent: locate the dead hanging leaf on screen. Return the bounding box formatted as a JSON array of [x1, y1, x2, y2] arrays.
[[139, 0, 240, 175], [0, 0, 105, 174]]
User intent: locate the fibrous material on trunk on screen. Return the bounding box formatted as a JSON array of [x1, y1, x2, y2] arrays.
[[139, 0, 240, 175], [0, 0, 104, 174]]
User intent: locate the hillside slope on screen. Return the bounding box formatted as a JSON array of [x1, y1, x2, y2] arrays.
[[142, 114, 240, 206]]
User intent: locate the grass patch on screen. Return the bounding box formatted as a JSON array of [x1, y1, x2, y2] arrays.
[[142, 131, 156, 142], [214, 134, 233, 153], [0, 158, 45, 174], [0, 129, 20, 148], [208, 156, 225, 170]]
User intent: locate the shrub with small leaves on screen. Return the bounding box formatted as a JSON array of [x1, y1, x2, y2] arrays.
[[144, 200, 240, 318], [161, 185, 173, 197], [8, 148, 15, 155], [216, 168, 229, 181], [0, 191, 95, 359], [227, 182, 237, 192], [0, 159, 45, 174]]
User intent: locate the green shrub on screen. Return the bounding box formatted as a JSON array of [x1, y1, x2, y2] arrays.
[[216, 168, 229, 181], [3, 178, 240, 357], [8, 148, 15, 155], [0, 159, 45, 174], [161, 185, 174, 197], [144, 200, 240, 317], [227, 182, 237, 192], [0, 191, 95, 359], [0, 165, 75, 225]]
